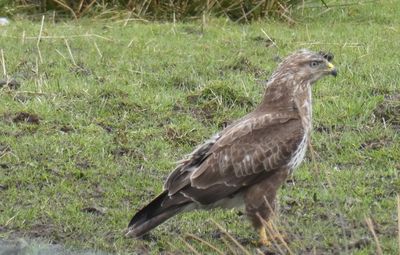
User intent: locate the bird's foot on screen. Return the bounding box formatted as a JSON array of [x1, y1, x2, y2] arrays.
[[257, 226, 270, 247], [257, 224, 286, 247], [258, 237, 271, 247]]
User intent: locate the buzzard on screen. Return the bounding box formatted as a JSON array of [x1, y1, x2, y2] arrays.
[[127, 49, 337, 245]]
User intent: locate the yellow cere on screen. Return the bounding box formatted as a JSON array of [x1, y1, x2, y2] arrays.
[[327, 62, 335, 70]]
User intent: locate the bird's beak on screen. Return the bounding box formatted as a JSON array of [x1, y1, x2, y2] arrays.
[[327, 62, 337, 77]]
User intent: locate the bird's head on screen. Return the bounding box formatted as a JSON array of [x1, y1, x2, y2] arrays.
[[261, 49, 338, 107], [278, 49, 337, 86]]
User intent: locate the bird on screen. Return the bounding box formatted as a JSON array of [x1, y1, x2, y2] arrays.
[[126, 49, 337, 245]]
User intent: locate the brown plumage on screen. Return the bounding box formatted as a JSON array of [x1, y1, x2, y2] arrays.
[[126, 49, 337, 245]]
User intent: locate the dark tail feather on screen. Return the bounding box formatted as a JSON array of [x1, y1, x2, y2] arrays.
[[126, 191, 185, 238]]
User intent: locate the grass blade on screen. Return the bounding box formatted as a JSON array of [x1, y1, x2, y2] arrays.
[[365, 217, 383, 255]]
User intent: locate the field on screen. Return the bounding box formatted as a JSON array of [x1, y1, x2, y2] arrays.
[[0, 1, 399, 254]]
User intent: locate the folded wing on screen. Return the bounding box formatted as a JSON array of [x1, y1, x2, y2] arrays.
[[165, 111, 304, 205]]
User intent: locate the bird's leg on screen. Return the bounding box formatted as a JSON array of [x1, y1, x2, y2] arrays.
[[258, 220, 286, 247], [258, 225, 270, 246]]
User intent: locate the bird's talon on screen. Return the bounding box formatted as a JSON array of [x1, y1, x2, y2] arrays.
[[258, 238, 271, 247]]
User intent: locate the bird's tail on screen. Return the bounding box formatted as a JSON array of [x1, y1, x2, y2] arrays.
[[126, 191, 186, 238]]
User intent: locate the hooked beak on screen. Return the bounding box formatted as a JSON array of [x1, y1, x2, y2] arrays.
[[327, 62, 337, 77]]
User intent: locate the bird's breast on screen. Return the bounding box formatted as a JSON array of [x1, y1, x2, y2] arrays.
[[287, 133, 309, 172]]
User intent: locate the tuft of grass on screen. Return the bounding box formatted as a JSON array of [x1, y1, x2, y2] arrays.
[[2, 0, 328, 22], [0, 1, 400, 254]]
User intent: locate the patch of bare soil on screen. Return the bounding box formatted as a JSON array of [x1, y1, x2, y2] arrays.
[[96, 122, 113, 133], [347, 237, 371, 250], [11, 112, 40, 125], [60, 125, 74, 133], [359, 137, 392, 150], [13, 58, 38, 80], [373, 93, 400, 129], [81, 206, 106, 216], [0, 78, 20, 90], [75, 158, 93, 170], [27, 223, 60, 240], [111, 147, 147, 161], [314, 124, 348, 134], [69, 62, 93, 77], [164, 126, 198, 146], [173, 100, 210, 123]]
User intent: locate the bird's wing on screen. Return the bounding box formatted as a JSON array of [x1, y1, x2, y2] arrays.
[[164, 110, 304, 205]]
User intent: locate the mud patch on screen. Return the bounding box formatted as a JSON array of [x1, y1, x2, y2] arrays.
[[60, 125, 74, 133], [173, 101, 223, 126], [315, 124, 334, 133], [190, 106, 214, 123], [81, 206, 106, 216], [373, 93, 400, 129], [70, 62, 93, 77], [11, 112, 40, 125], [164, 126, 198, 146], [347, 237, 370, 250], [96, 121, 114, 133], [359, 137, 392, 150], [75, 159, 93, 170], [112, 147, 146, 161], [27, 223, 60, 240], [0, 163, 9, 169], [13, 59, 38, 80], [0, 78, 20, 90]]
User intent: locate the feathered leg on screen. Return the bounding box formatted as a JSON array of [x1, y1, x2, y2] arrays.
[[244, 169, 288, 246]]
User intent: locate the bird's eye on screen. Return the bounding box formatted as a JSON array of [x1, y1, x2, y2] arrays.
[[310, 61, 319, 68]]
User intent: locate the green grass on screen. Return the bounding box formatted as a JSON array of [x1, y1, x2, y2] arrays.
[[1, 1, 400, 254]]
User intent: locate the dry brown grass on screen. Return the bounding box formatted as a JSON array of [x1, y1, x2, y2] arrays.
[[3, 0, 327, 22]]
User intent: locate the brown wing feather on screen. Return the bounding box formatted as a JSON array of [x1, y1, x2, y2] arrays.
[[180, 117, 303, 204], [164, 110, 303, 205]]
